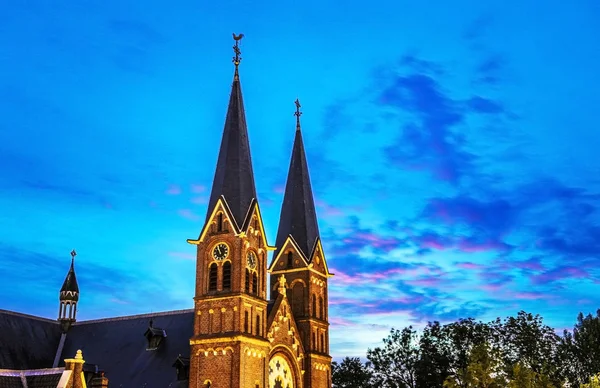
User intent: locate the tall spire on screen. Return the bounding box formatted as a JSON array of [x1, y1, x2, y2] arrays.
[[205, 33, 257, 228], [274, 100, 320, 259]]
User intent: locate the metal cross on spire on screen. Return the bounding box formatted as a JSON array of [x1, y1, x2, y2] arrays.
[[232, 33, 244, 80], [70, 249, 77, 265], [294, 99, 302, 131]]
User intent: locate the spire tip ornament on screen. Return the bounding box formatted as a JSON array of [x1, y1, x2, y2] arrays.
[[232, 33, 244, 80], [294, 99, 302, 131]]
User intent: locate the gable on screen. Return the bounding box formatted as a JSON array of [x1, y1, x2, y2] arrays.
[[307, 239, 333, 277], [267, 236, 309, 272], [0, 310, 62, 370], [266, 295, 305, 361]]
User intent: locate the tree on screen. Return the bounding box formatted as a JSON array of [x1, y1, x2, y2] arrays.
[[332, 357, 373, 388], [560, 310, 600, 386], [367, 326, 420, 388], [581, 373, 600, 388], [493, 311, 562, 384], [443, 342, 507, 388], [508, 363, 556, 388]]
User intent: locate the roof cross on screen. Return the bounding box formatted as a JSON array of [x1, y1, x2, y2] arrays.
[[294, 99, 302, 131]]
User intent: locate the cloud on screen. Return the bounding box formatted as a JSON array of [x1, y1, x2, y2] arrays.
[[166, 185, 181, 195], [177, 209, 200, 221]]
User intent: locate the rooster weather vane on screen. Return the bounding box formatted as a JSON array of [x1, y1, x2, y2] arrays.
[[232, 33, 244, 79]]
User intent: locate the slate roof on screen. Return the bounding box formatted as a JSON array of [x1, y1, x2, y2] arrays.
[[205, 72, 257, 229], [60, 258, 79, 296], [60, 309, 194, 388], [0, 310, 62, 370], [0, 368, 64, 388], [273, 124, 321, 260]]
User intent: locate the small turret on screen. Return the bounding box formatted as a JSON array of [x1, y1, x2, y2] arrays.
[[58, 249, 80, 332]]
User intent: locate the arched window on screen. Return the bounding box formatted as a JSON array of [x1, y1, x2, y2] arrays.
[[256, 315, 261, 336], [252, 273, 258, 295], [321, 333, 324, 352], [222, 262, 231, 290], [292, 283, 304, 316], [208, 263, 218, 292], [217, 213, 223, 232], [245, 269, 250, 293], [319, 296, 324, 319], [287, 252, 293, 268], [244, 311, 249, 333], [312, 294, 317, 317], [312, 332, 316, 349]]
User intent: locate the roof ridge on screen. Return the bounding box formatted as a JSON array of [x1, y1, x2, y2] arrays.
[[0, 309, 59, 324], [74, 308, 194, 325]]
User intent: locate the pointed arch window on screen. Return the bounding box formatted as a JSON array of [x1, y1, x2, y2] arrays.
[[256, 315, 261, 336], [245, 269, 251, 293], [312, 294, 317, 317], [244, 311, 249, 333], [217, 213, 223, 232], [222, 262, 231, 290], [287, 252, 293, 268], [319, 296, 324, 320], [208, 263, 218, 292], [252, 272, 258, 295]]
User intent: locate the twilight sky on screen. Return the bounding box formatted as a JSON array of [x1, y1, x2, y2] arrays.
[[1, 1, 599, 358]]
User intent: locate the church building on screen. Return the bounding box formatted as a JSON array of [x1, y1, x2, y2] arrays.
[[0, 35, 333, 388]]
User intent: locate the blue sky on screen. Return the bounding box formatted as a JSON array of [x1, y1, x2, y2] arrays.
[[1, 1, 599, 358]]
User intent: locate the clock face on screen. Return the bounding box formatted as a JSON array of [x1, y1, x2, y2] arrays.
[[212, 243, 229, 261], [269, 355, 294, 388], [247, 251, 257, 269]]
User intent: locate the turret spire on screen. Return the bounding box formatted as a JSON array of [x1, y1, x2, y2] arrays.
[[273, 101, 321, 260], [205, 33, 257, 229], [58, 250, 80, 332]]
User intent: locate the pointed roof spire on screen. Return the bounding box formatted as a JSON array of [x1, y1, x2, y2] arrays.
[[205, 33, 257, 228], [274, 100, 321, 259], [60, 250, 79, 299]]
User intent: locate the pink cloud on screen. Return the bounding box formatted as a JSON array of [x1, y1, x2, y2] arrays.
[[514, 292, 547, 300], [178, 209, 200, 221], [328, 316, 356, 327], [530, 266, 590, 285], [456, 262, 484, 270], [315, 199, 344, 217], [481, 284, 502, 292], [405, 277, 443, 288], [191, 196, 207, 205], [166, 185, 182, 195], [273, 184, 285, 194], [168, 252, 196, 260], [191, 184, 206, 193]]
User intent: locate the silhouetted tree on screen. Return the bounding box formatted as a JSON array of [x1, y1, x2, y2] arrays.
[[331, 357, 373, 388], [368, 326, 420, 388], [559, 310, 600, 386]]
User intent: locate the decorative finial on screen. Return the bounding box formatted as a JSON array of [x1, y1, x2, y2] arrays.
[[232, 33, 244, 80], [278, 274, 287, 296], [75, 350, 83, 360], [294, 99, 302, 131], [70, 249, 77, 265]]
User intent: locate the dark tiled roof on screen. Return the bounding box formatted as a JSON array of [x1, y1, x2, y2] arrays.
[[60, 259, 79, 296], [0, 310, 62, 370], [25, 373, 62, 388], [60, 309, 194, 388], [273, 126, 321, 260], [0, 376, 22, 388], [205, 74, 257, 230]]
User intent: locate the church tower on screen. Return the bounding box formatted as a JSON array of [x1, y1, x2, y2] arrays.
[[58, 249, 79, 333], [269, 101, 333, 388], [186, 34, 273, 388]]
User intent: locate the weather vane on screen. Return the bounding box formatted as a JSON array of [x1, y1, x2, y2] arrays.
[[232, 33, 244, 79], [294, 99, 302, 131]]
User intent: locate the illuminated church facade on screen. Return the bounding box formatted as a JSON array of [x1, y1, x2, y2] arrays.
[[0, 35, 332, 388]]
